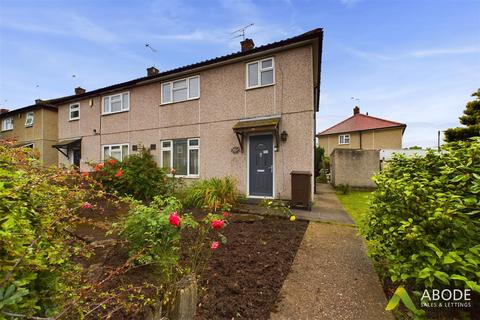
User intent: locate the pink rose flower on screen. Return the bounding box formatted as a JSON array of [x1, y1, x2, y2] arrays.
[[210, 241, 219, 250], [82, 202, 93, 209]]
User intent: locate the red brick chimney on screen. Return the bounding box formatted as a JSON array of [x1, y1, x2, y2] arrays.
[[241, 38, 255, 52], [147, 66, 159, 76], [75, 87, 86, 95], [353, 106, 360, 115], [0, 108, 9, 114]]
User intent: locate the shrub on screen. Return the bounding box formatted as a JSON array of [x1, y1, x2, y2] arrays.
[[92, 147, 168, 201], [316, 169, 328, 183], [362, 138, 480, 296], [0, 140, 104, 318], [118, 196, 228, 309], [181, 177, 238, 212], [260, 199, 293, 218]]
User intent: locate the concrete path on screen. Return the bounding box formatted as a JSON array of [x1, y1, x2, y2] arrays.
[[292, 184, 354, 225], [270, 184, 392, 320]]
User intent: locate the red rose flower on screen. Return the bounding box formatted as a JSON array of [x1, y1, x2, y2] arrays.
[[81, 172, 90, 177], [169, 212, 181, 227], [115, 168, 123, 177], [94, 162, 105, 171], [210, 241, 219, 250], [108, 159, 117, 165], [223, 211, 229, 218], [211, 219, 225, 230]]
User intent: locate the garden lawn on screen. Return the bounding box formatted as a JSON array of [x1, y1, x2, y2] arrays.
[[336, 191, 372, 227]]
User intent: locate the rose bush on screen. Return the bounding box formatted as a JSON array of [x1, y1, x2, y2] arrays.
[[118, 195, 229, 310], [91, 147, 169, 201]]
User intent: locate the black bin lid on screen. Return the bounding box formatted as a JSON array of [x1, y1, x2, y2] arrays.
[[290, 171, 312, 176]]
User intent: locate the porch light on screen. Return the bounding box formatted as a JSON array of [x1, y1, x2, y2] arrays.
[[280, 130, 288, 142]]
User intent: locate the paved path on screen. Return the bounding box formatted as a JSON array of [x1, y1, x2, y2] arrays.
[[270, 184, 392, 320], [292, 184, 354, 225]]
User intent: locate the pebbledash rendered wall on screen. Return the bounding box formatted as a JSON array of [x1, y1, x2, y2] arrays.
[[57, 45, 315, 200], [330, 149, 380, 188]]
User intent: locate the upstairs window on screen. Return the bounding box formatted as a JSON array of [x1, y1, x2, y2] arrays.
[[103, 92, 130, 115], [102, 144, 129, 161], [338, 134, 350, 145], [25, 112, 34, 127], [1, 117, 13, 131], [246, 57, 274, 89], [161, 138, 199, 177], [161, 76, 200, 104], [69, 103, 80, 121]]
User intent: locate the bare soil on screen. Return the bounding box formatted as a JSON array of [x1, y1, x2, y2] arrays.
[[193, 215, 308, 320], [74, 202, 308, 319]]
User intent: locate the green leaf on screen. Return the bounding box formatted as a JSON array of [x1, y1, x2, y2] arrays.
[[385, 293, 400, 311], [433, 271, 450, 285], [427, 243, 443, 258]]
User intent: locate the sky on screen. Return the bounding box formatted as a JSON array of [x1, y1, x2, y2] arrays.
[[0, 0, 479, 148]]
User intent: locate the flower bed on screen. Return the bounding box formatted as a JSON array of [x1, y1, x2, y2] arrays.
[[73, 204, 307, 319], [190, 214, 308, 319]]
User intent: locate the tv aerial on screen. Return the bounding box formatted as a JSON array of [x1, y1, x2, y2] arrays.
[[145, 43, 157, 52], [231, 23, 254, 40]]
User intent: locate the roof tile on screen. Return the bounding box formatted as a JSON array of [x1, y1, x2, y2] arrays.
[[318, 113, 406, 135]]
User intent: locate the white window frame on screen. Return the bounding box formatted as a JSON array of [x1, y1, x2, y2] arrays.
[[102, 92, 130, 115], [23, 143, 34, 148], [161, 75, 200, 105], [69, 103, 80, 121], [102, 143, 130, 161], [246, 57, 275, 89], [338, 134, 351, 145], [25, 112, 34, 127], [1, 117, 13, 131], [161, 138, 200, 177]]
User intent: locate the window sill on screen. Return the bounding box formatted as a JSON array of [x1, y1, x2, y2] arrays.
[[69, 118, 80, 122], [25, 125, 33, 128], [160, 97, 200, 106], [245, 83, 275, 91], [102, 109, 130, 116], [168, 174, 199, 179], [1, 129, 13, 132], [338, 143, 350, 145]]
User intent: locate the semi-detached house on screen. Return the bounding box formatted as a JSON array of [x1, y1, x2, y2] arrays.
[[51, 28, 323, 201]]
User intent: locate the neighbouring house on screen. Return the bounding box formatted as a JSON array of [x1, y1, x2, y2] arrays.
[[46, 28, 323, 201], [0, 104, 58, 166], [317, 106, 406, 155]]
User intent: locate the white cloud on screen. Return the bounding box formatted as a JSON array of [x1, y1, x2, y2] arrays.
[[0, 12, 120, 45], [342, 45, 480, 62], [339, 0, 365, 7], [410, 46, 480, 57]]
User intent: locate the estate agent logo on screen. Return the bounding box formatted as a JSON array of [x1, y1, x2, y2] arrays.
[[386, 286, 472, 316]]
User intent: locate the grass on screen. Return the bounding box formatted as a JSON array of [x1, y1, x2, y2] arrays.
[[336, 190, 373, 227]]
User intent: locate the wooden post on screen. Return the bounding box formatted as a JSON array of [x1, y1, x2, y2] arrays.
[[170, 275, 198, 320]]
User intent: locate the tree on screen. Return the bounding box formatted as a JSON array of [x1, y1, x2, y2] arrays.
[[444, 89, 480, 142], [314, 146, 325, 177]]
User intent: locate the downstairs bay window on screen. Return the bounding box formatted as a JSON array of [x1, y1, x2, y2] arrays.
[[161, 138, 199, 177]]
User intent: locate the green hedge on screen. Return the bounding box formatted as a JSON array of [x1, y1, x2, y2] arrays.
[[362, 138, 480, 294]]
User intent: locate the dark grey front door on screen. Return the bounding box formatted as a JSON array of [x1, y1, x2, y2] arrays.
[[249, 135, 273, 197]]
